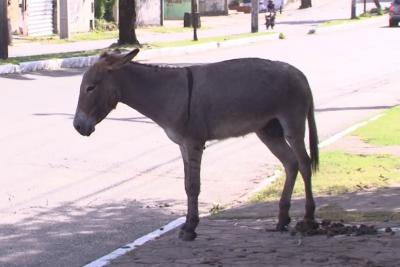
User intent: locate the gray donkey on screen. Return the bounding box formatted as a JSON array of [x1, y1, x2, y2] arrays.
[[73, 49, 319, 241]]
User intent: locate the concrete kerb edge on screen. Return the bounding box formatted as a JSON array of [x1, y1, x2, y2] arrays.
[[0, 34, 279, 75]]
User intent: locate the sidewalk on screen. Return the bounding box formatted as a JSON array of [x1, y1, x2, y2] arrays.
[[1, 0, 389, 75], [8, 0, 386, 59], [1, 10, 281, 74], [108, 133, 400, 267]]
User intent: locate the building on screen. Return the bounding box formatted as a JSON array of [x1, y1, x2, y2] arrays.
[[199, 0, 228, 16], [164, 0, 228, 20], [8, 0, 94, 37], [112, 0, 163, 27]]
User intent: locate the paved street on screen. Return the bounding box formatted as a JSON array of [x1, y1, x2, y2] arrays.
[[1, 1, 400, 267]]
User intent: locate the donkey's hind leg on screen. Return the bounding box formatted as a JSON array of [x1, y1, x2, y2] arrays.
[[282, 118, 317, 226], [256, 119, 299, 231]]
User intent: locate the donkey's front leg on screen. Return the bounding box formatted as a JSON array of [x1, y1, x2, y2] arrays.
[[179, 142, 204, 241]]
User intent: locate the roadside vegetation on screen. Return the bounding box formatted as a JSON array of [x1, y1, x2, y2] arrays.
[[353, 106, 400, 146], [12, 26, 193, 46], [0, 32, 274, 65], [252, 106, 400, 202], [320, 7, 388, 27]]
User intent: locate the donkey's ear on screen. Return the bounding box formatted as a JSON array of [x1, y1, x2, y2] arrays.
[[120, 48, 140, 65], [107, 48, 140, 70]]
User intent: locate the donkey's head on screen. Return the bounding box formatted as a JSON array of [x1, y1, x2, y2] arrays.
[[73, 48, 140, 136]]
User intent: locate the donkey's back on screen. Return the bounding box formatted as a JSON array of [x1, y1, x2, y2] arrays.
[[187, 58, 313, 140]]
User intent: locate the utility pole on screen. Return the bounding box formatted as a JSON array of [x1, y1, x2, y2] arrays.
[[251, 0, 259, 33], [191, 0, 198, 41], [60, 0, 70, 39], [351, 0, 357, 19], [0, 0, 9, 59], [363, 0, 367, 14]]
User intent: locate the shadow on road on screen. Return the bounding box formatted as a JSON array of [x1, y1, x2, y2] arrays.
[[0, 199, 182, 267], [213, 186, 400, 222], [32, 113, 156, 124], [1, 68, 86, 80]]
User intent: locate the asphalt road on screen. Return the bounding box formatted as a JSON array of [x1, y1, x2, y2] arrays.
[[1, 13, 400, 267]]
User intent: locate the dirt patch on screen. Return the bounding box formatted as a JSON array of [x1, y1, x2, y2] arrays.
[[112, 218, 400, 267]]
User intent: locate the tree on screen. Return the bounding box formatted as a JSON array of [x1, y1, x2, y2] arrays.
[[300, 0, 312, 9], [372, 0, 381, 11], [0, 0, 9, 59], [118, 0, 139, 45]]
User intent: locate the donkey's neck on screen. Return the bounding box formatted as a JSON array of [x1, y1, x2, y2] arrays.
[[115, 63, 189, 128]]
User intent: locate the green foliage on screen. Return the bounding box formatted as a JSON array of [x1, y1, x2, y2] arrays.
[[252, 151, 400, 202], [95, 19, 118, 31], [353, 106, 400, 146], [209, 203, 225, 215], [104, 0, 116, 21], [95, 0, 106, 19], [95, 0, 115, 21]]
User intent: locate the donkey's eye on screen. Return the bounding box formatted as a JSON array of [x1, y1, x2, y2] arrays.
[[86, 85, 96, 93]]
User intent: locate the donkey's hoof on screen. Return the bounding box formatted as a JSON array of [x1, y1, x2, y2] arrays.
[[276, 217, 291, 231], [295, 219, 319, 234], [276, 223, 289, 232], [179, 229, 197, 241]]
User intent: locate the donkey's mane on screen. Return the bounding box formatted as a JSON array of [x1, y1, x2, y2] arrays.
[[128, 61, 186, 71]]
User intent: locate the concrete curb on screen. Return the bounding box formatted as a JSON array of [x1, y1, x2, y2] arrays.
[[0, 34, 278, 75]]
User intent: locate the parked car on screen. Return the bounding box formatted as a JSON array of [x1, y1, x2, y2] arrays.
[[389, 0, 400, 27], [240, 0, 267, 13]]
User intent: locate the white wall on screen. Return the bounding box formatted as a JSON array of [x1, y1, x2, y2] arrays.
[[136, 0, 162, 26], [68, 0, 95, 33]]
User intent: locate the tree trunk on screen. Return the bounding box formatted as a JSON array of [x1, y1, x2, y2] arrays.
[[118, 0, 139, 45], [373, 0, 381, 10], [0, 0, 9, 59], [300, 0, 312, 9]]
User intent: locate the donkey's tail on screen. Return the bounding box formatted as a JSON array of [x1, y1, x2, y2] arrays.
[[308, 99, 319, 173]]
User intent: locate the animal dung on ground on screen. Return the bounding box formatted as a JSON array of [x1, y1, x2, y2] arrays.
[[293, 220, 378, 237]]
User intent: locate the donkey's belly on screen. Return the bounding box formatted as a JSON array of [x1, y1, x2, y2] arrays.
[[207, 116, 272, 140]]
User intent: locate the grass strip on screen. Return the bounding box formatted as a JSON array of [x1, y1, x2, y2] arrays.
[[251, 151, 400, 202], [320, 11, 386, 27], [1, 32, 273, 66], [353, 106, 400, 146]]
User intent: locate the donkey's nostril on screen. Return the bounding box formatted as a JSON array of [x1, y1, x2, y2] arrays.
[[76, 124, 81, 131]]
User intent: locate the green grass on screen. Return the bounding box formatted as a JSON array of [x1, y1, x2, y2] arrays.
[[150, 32, 273, 48], [320, 10, 386, 27], [70, 31, 118, 41], [353, 106, 400, 146], [12, 26, 195, 45], [1, 32, 273, 65], [139, 26, 193, 34], [252, 151, 400, 202]]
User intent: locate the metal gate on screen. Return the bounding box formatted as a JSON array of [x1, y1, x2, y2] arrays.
[[27, 0, 54, 36]]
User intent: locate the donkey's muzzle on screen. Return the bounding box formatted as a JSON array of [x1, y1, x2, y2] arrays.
[[73, 111, 95, 136]]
